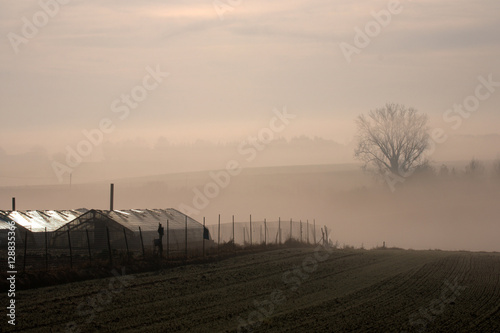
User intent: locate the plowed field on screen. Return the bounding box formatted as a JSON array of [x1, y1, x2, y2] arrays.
[[4, 247, 500, 332]]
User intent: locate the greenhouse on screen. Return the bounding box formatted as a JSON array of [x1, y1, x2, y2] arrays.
[[50, 208, 211, 251], [0, 208, 211, 253]]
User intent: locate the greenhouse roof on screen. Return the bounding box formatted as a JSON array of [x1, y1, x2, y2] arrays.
[[0, 209, 88, 232], [93, 208, 203, 232], [0, 208, 202, 234]]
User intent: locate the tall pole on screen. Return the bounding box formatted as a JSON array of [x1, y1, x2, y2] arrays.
[[218, 214, 221, 253], [290, 218, 292, 241], [110, 183, 114, 211], [232, 215, 235, 249]]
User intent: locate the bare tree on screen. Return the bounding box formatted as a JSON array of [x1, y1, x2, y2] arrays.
[[354, 103, 430, 177]]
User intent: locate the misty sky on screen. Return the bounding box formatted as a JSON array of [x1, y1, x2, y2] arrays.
[[1, 0, 500, 155], [1, 1, 500, 253]]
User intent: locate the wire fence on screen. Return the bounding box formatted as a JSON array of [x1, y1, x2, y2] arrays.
[[206, 217, 325, 246], [1, 217, 330, 273]]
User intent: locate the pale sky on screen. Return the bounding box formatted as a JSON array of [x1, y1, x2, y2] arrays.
[[1, 0, 500, 154]]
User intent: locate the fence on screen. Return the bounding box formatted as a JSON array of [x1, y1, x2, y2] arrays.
[[1, 217, 330, 273], [206, 217, 326, 246]]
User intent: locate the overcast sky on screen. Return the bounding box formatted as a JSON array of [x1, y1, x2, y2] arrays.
[[1, 0, 499, 155]]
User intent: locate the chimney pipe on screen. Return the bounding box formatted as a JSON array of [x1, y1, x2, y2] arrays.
[[110, 183, 114, 211], [12, 197, 15, 211]]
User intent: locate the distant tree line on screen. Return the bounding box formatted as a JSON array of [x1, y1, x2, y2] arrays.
[[414, 157, 500, 180]]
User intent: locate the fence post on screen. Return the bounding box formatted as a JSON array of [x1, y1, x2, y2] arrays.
[[123, 227, 129, 262], [307, 220, 309, 245], [106, 227, 112, 266], [325, 226, 329, 247], [314, 219, 316, 245], [166, 220, 170, 261], [86, 228, 92, 264], [300, 220, 302, 243], [203, 217, 205, 257], [218, 214, 220, 253], [260, 224, 262, 244], [185, 216, 188, 259], [249, 214, 252, 246], [23, 230, 28, 273], [67, 226, 73, 269], [45, 227, 48, 271], [264, 218, 267, 246], [279, 217, 281, 245], [139, 226, 145, 259], [232, 215, 235, 250], [290, 218, 292, 242]]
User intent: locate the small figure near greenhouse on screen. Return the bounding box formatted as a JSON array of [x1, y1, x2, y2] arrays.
[[157, 223, 164, 257]]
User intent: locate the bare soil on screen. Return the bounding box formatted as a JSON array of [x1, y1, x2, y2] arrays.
[[3, 247, 500, 332]]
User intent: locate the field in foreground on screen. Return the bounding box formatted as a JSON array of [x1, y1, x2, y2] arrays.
[[4, 247, 500, 333]]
